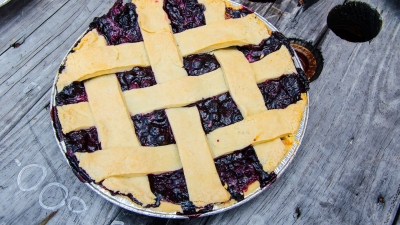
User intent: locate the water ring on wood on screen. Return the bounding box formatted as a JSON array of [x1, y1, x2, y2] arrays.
[[67, 196, 88, 213], [111, 222, 125, 225], [17, 164, 47, 191], [289, 38, 324, 82], [327, 1, 382, 42], [39, 182, 69, 210]]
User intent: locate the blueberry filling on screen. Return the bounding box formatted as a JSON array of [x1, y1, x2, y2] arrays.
[[116, 67, 156, 91], [148, 169, 189, 204], [148, 169, 210, 214], [163, 0, 206, 33], [225, 6, 253, 19], [237, 32, 294, 63], [50, 107, 64, 142], [58, 65, 66, 74], [258, 70, 309, 110], [214, 146, 277, 201], [56, 81, 88, 106], [132, 110, 176, 147], [89, 0, 143, 45], [191, 92, 243, 134], [64, 127, 102, 153], [183, 53, 220, 76]]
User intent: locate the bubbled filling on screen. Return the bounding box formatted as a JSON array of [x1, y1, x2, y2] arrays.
[[163, 0, 206, 33], [56, 81, 88, 106], [191, 92, 243, 134], [131, 110, 176, 147], [116, 67, 156, 91], [237, 32, 294, 63], [183, 53, 221, 76], [225, 6, 253, 19], [214, 146, 277, 201], [89, 0, 143, 45], [258, 69, 310, 109]]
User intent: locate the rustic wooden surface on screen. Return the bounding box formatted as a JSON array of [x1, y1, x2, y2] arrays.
[[0, 0, 399, 224]]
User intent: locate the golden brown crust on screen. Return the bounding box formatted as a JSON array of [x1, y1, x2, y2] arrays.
[[198, 0, 226, 24], [134, 0, 187, 84], [207, 97, 308, 158], [252, 46, 297, 83], [76, 145, 182, 182], [84, 74, 140, 148], [57, 102, 95, 134], [175, 14, 270, 56], [102, 175, 157, 205], [253, 138, 288, 173], [214, 48, 267, 118], [57, 42, 150, 91], [166, 107, 231, 207], [123, 69, 227, 115]]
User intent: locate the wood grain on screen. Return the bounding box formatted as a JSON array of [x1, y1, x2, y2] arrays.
[[0, 0, 398, 224]]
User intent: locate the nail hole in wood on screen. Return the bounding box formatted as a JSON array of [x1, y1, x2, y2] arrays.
[[327, 1, 382, 42], [378, 195, 385, 204], [294, 206, 301, 218]]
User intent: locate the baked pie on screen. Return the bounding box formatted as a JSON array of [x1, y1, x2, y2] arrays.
[[51, 0, 309, 216]]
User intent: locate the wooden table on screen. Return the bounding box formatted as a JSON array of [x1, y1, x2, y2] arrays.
[[0, 0, 399, 224]]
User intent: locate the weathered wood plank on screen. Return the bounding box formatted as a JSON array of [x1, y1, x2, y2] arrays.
[[179, 0, 400, 224], [0, 0, 399, 224], [0, 0, 116, 140], [0, 91, 121, 225]]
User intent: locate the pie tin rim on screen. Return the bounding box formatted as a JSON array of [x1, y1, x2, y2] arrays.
[[50, 1, 309, 219]]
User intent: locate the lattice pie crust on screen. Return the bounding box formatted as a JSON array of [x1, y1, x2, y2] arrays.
[[52, 0, 309, 215]]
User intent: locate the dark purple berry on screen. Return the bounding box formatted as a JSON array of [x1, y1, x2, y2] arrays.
[[214, 146, 277, 201], [64, 127, 102, 153], [193, 93, 243, 134], [258, 70, 309, 109], [89, 0, 143, 45], [116, 67, 156, 91], [56, 81, 88, 106], [148, 169, 189, 204], [225, 6, 253, 19], [237, 32, 294, 63], [183, 54, 220, 76], [132, 110, 175, 147], [163, 0, 206, 33]]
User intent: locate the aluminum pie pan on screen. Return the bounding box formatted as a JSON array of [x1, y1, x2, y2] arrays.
[[0, 0, 11, 7], [50, 1, 309, 219]]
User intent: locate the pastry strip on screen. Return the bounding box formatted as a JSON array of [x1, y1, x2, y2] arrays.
[[253, 138, 287, 173], [207, 95, 307, 158], [198, 0, 226, 24], [214, 48, 267, 118], [57, 42, 150, 91], [252, 46, 297, 83], [124, 69, 227, 115], [73, 30, 107, 51], [166, 107, 231, 207], [175, 14, 270, 56], [84, 74, 140, 148], [134, 0, 187, 84], [103, 176, 157, 206], [75, 145, 182, 182], [57, 102, 95, 134]]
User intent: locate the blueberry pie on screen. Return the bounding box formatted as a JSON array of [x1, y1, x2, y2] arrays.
[[51, 0, 309, 216]]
